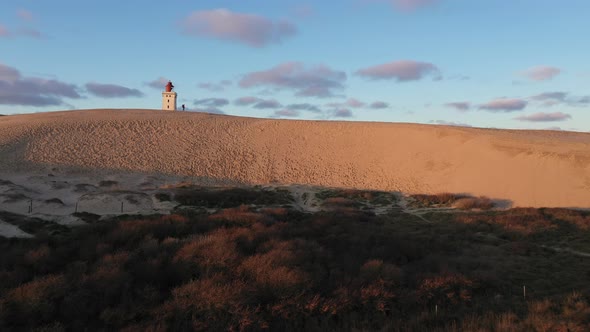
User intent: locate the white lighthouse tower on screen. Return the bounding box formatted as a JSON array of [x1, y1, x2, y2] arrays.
[[162, 81, 177, 111]]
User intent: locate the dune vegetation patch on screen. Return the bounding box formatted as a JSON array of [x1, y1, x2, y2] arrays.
[[1, 186, 589, 331]]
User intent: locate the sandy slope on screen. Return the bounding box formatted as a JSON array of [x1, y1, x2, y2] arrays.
[[1, 109, 589, 208]]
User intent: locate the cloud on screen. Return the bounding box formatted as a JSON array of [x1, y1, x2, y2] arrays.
[[197, 80, 231, 92], [430, 120, 472, 127], [190, 107, 225, 115], [369, 101, 389, 109], [273, 109, 300, 117], [521, 66, 561, 81], [145, 77, 170, 90], [529, 91, 590, 107], [514, 112, 572, 122], [253, 99, 282, 109], [327, 99, 389, 110], [332, 108, 353, 118], [479, 98, 527, 112], [345, 98, 365, 108], [193, 98, 229, 107], [326, 98, 366, 109], [180, 9, 297, 47], [356, 60, 440, 81], [0, 64, 20, 82], [16, 28, 43, 39], [234, 96, 261, 106], [285, 103, 322, 113], [0, 24, 10, 37], [392, 0, 438, 11], [85, 83, 143, 98], [0, 63, 82, 106], [17, 9, 34, 21], [0, 24, 43, 39], [292, 4, 314, 18], [445, 102, 471, 111], [240, 62, 346, 98], [531, 92, 568, 102]]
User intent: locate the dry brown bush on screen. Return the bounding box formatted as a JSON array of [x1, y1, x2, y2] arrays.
[[418, 272, 475, 306], [360, 279, 396, 313], [238, 240, 307, 297], [452, 196, 494, 210], [208, 205, 271, 224], [411, 193, 459, 206], [24, 245, 51, 265], [3, 274, 65, 307], [258, 207, 288, 216], [543, 208, 590, 230]]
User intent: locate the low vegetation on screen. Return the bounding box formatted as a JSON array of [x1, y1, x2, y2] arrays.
[[409, 193, 494, 210], [0, 187, 589, 331]]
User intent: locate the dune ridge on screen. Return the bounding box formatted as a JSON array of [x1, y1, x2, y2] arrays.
[[1, 109, 589, 208]]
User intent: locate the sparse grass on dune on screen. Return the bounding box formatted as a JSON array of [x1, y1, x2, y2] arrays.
[[1, 186, 589, 331], [408, 193, 494, 210]]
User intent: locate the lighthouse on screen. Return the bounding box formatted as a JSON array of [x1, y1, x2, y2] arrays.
[[162, 81, 177, 111]]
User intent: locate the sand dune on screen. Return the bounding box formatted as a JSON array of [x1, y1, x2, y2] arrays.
[[1, 109, 589, 208]]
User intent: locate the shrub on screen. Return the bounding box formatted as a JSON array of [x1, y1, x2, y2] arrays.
[[99, 180, 118, 187], [452, 196, 494, 210]]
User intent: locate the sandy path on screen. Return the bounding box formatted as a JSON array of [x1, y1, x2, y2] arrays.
[[1, 109, 589, 208]]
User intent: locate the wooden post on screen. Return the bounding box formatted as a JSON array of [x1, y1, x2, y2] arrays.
[[523, 285, 526, 300], [121, 201, 124, 213]]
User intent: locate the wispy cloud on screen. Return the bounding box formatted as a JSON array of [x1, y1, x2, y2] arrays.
[[345, 98, 365, 108], [479, 98, 527, 112], [17, 9, 34, 21], [529, 91, 590, 107], [332, 108, 353, 118], [191, 107, 225, 115], [253, 99, 282, 109], [285, 103, 322, 113], [234, 96, 261, 106], [240, 62, 346, 98], [0, 63, 81, 106], [197, 80, 231, 92], [430, 120, 472, 127], [272, 109, 300, 118], [531, 92, 568, 102], [291, 4, 314, 18], [145, 77, 170, 90], [0, 24, 9, 37], [445, 102, 471, 111], [369, 101, 389, 109], [0, 25, 43, 39], [194, 98, 229, 107], [521, 66, 561, 81], [85, 83, 143, 98], [180, 9, 297, 47], [356, 60, 440, 81], [514, 112, 571, 122], [392, 0, 438, 11]]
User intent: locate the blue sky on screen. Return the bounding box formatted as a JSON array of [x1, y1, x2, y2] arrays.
[[1, 0, 589, 131]]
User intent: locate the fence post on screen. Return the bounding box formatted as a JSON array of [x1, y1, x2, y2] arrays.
[[121, 201, 124, 213]]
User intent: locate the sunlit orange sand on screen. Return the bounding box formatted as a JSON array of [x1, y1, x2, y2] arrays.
[[1, 109, 589, 208]]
